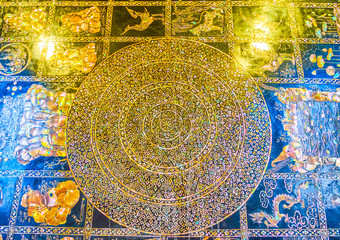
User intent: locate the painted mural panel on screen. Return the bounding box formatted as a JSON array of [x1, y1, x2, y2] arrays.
[[0, 0, 339, 240]]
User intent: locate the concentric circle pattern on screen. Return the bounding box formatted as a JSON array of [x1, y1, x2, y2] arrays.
[[66, 39, 271, 235]]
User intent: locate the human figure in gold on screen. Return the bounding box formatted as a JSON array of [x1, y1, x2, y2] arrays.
[[121, 7, 164, 35]]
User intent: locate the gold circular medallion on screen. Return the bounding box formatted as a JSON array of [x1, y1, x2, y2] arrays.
[[66, 39, 271, 235]]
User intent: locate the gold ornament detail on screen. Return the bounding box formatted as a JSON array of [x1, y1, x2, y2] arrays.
[[121, 7, 164, 35], [172, 7, 224, 36], [61, 6, 101, 34], [48, 43, 97, 74], [3, 8, 46, 35], [20, 180, 80, 226], [66, 39, 271, 235]]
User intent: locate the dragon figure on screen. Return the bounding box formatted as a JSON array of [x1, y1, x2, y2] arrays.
[[250, 182, 309, 228]]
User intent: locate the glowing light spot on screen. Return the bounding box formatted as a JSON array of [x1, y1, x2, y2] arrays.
[[46, 42, 55, 60], [251, 42, 270, 51]]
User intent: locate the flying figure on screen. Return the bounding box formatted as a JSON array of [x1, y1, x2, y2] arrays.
[[121, 7, 164, 35]]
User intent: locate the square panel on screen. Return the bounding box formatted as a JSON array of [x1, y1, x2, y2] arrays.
[[0, 7, 49, 37], [301, 43, 340, 79], [52, 6, 107, 37], [111, 6, 165, 37], [247, 178, 319, 229], [41, 42, 103, 76], [296, 7, 339, 39], [232, 6, 292, 38], [234, 42, 297, 77], [0, 81, 77, 171], [171, 6, 225, 37], [262, 83, 340, 174], [16, 177, 87, 227]]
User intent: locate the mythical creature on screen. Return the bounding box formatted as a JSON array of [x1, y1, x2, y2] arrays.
[[250, 182, 309, 228], [189, 9, 223, 36], [121, 7, 164, 35], [172, 7, 223, 36]]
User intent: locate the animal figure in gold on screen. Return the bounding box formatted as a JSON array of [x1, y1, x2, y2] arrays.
[[121, 7, 164, 35], [172, 7, 223, 36], [60, 6, 101, 34], [250, 182, 310, 228], [189, 9, 223, 36]]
